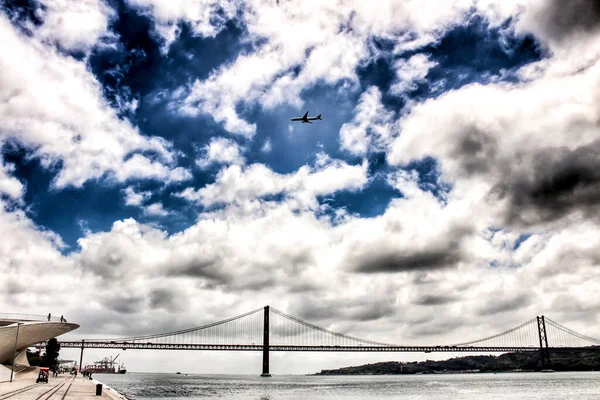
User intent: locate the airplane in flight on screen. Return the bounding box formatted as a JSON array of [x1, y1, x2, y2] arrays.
[[291, 111, 322, 124]]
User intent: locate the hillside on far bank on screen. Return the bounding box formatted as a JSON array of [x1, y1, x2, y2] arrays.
[[315, 348, 600, 375]]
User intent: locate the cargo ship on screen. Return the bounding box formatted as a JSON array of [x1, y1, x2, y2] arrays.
[[84, 354, 127, 374]]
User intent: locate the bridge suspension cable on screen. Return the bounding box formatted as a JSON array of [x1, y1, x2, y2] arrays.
[[86, 307, 265, 345], [269, 307, 393, 347], [451, 316, 600, 349], [544, 318, 600, 347], [452, 318, 539, 347]]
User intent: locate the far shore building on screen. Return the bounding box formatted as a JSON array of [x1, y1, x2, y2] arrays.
[[0, 313, 79, 381]]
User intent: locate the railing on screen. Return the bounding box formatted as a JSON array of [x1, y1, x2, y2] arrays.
[[0, 313, 63, 322], [42, 341, 600, 353]]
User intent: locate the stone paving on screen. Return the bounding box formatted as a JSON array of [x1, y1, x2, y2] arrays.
[[0, 372, 127, 399]]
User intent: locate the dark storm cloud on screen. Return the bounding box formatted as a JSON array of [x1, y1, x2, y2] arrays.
[[290, 298, 396, 323], [492, 141, 600, 226], [218, 248, 318, 292], [228, 275, 276, 291], [410, 319, 463, 337], [350, 303, 396, 322], [3, 278, 28, 296], [476, 293, 532, 316], [413, 294, 457, 306], [79, 248, 128, 280], [352, 242, 463, 274], [453, 128, 498, 176], [411, 272, 438, 286], [70, 308, 205, 337], [149, 288, 180, 312], [530, 0, 600, 43], [286, 281, 320, 293], [101, 295, 145, 314], [549, 295, 600, 324], [79, 238, 231, 285], [169, 257, 231, 283]]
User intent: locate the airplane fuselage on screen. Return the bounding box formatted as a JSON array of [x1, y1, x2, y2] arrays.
[[291, 117, 320, 122], [291, 112, 322, 123]]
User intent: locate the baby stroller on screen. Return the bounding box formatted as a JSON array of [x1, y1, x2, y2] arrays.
[[36, 368, 49, 383]]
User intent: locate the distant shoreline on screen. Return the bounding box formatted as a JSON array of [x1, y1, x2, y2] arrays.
[[314, 348, 600, 375]]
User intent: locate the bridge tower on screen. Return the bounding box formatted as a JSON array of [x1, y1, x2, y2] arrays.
[[261, 306, 271, 377], [536, 315, 551, 369]]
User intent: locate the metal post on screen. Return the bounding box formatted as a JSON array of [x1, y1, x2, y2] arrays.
[[261, 306, 271, 377], [536, 315, 551, 370], [10, 323, 22, 382], [79, 340, 85, 372]]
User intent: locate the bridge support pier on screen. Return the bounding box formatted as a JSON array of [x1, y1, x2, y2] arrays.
[[537, 316, 551, 370], [261, 306, 271, 377], [79, 340, 84, 372]]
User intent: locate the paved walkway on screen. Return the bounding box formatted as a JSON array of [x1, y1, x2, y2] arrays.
[[0, 373, 127, 399]]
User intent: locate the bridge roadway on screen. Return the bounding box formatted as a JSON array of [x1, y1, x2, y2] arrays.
[[51, 341, 596, 353]]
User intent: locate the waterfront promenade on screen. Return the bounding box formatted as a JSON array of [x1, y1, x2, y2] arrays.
[[0, 373, 127, 399]]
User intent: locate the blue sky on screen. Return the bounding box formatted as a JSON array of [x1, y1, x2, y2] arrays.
[[1, 0, 600, 374]]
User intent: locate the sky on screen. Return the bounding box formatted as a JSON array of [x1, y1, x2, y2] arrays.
[[1, 0, 600, 374]]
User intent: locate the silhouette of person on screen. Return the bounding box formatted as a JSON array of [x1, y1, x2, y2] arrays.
[[47, 313, 51, 321]]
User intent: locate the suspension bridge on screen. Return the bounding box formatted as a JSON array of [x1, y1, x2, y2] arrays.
[[49, 306, 600, 376]]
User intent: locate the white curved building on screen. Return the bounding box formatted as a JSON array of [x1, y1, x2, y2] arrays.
[[0, 315, 79, 365]]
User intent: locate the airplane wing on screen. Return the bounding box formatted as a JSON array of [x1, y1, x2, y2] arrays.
[[303, 111, 309, 119], [307, 120, 312, 124]]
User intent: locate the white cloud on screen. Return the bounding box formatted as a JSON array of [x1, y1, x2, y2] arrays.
[[261, 138, 272, 153], [388, 58, 600, 228], [126, 0, 238, 39], [0, 200, 78, 310], [339, 86, 395, 156], [35, 0, 114, 52], [172, 0, 478, 135], [0, 15, 189, 188], [123, 186, 152, 207], [390, 57, 599, 164], [179, 156, 369, 209], [114, 154, 193, 184], [143, 202, 170, 217], [196, 137, 245, 169], [0, 157, 24, 200], [390, 54, 437, 96]]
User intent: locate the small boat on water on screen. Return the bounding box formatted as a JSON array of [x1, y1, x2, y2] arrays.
[[176, 371, 182, 375], [540, 369, 555, 373]]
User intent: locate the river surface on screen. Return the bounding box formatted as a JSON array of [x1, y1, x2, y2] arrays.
[[98, 371, 600, 400]]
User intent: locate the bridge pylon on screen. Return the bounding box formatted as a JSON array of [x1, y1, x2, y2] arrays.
[[537, 315, 551, 369], [261, 305, 271, 377]]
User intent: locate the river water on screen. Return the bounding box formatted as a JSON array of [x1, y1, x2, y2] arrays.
[[97, 372, 600, 399]]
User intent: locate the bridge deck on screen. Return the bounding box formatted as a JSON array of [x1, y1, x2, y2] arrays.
[[50, 341, 597, 353]]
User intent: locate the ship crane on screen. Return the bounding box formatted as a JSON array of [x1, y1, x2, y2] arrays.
[[84, 353, 126, 374]]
